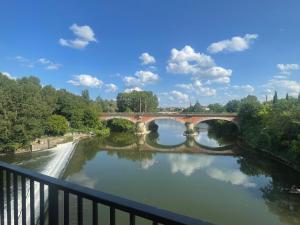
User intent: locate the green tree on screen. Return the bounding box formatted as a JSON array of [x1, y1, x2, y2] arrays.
[[273, 91, 278, 104], [208, 103, 224, 113], [225, 100, 241, 112], [116, 91, 158, 112], [46, 115, 68, 136]]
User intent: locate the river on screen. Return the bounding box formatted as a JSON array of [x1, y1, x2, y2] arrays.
[[1, 119, 300, 225]]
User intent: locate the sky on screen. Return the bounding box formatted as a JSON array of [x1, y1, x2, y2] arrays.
[[1, 0, 300, 107]]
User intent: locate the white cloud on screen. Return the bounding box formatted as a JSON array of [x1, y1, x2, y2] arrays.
[[232, 84, 255, 93], [14, 56, 34, 68], [139, 52, 156, 65], [123, 70, 159, 87], [176, 79, 216, 97], [167, 45, 232, 83], [2, 72, 16, 80], [68, 74, 103, 88], [169, 154, 214, 176], [167, 45, 214, 74], [207, 77, 230, 84], [168, 90, 189, 103], [207, 168, 256, 188], [277, 63, 299, 75], [124, 87, 143, 93], [264, 79, 300, 96], [207, 34, 258, 54], [59, 23, 97, 49], [105, 83, 118, 92], [37, 58, 61, 70]]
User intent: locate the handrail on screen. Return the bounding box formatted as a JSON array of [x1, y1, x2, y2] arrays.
[[0, 161, 213, 225]]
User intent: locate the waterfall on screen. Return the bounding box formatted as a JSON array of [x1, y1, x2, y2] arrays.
[[4, 141, 77, 224]]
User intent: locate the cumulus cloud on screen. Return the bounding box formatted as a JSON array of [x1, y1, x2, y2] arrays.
[[105, 83, 118, 92], [264, 79, 300, 96], [37, 58, 61, 70], [176, 79, 216, 97], [123, 70, 159, 87], [59, 23, 97, 49], [169, 154, 214, 176], [207, 34, 258, 54], [124, 87, 143, 93], [68, 74, 103, 88], [2, 72, 16, 80], [168, 90, 189, 103], [207, 168, 256, 188], [139, 52, 156, 65], [232, 84, 255, 93], [277, 63, 299, 75], [167, 45, 232, 83]]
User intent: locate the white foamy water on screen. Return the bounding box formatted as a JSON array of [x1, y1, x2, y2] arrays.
[[4, 141, 77, 224]]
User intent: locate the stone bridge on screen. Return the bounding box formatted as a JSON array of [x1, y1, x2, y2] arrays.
[[100, 113, 239, 135]]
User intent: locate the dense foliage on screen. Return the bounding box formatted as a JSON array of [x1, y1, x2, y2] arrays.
[[106, 119, 134, 132], [237, 95, 300, 164], [45, 115, 69, 136], [116, 91, 158, 112], [0, 74, 110, 152]]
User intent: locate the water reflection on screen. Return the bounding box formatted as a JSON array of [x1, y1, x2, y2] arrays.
[[168, 154, 214, 176], [2, 120, 300, 225]]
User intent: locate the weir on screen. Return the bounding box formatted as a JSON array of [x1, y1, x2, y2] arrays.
[[3, 142, 77, 224]]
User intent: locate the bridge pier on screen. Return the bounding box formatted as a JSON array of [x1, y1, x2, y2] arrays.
[[135, 121, 150, 135], [184, 122, 198, 137]]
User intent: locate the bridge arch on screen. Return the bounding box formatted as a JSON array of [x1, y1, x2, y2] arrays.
[[144, 117, 186, 129], [193, 117, 239, 129]]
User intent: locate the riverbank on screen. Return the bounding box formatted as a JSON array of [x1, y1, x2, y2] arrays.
[[237, 139, 300, 173], [11, 132, 91, 155]]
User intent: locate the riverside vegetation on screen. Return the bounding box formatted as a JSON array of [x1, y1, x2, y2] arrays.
[[1, 73, 300, 169]]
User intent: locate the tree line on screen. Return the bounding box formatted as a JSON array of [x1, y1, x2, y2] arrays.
[[0, 74, 113, 152], [187, 94, 300, 165]]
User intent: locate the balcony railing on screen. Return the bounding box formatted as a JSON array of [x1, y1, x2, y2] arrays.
[[0, 161, 213, 225]]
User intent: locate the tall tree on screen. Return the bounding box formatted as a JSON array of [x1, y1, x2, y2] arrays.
[[273, 91, 278, 104], [286, 93, 289, 100]]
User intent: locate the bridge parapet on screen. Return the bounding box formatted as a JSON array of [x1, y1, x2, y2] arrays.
[[99, 113, 239, 135]]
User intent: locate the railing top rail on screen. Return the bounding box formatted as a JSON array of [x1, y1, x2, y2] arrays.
[[0, 161, 213, 225]]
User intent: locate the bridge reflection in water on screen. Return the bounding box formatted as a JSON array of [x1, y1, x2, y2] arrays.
[[101, 132, 237, 156]]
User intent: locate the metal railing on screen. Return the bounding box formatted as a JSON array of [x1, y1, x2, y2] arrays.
[[0, 161, 213, 225]]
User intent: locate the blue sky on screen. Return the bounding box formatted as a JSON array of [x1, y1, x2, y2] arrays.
[[1, 0, 300, 106]]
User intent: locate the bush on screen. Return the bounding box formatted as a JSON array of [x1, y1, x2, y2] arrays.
[[46, 115, 68, 136], [107, 119, 134, 132]]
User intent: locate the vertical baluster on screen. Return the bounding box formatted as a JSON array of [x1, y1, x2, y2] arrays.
[[92, 201, 98, 225], [39, 183, 44, 225], [64, 191, 69, 225], [130, 213, 135, 225], [30, 180, 34, 225], [48, 186, 58, 225], [21, 176, 26, 225], [110, 207, 115, 225], [6, 171, 11, 225], [13, 174, 18, 225], [77, 196, 83, 225], [0, 170, 4, 225]]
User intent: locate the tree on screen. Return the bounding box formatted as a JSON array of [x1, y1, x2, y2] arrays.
[[208, 103, 224, 113], [273, 91, 278, 103], [116, 91, 158, 112], [298, 93, 300, 103], [45, 115, 68, 136], [225, 100, 241, 112], [82, 89, 90, 102], [286, 93, 289, 100]]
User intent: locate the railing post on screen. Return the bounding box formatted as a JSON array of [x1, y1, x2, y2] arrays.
[[48, 186, 58, 225]]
